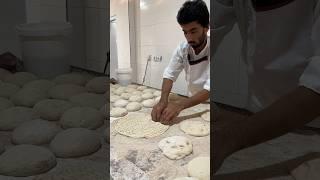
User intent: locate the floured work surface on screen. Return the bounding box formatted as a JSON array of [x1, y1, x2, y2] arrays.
[[110, 95, 211, 180]]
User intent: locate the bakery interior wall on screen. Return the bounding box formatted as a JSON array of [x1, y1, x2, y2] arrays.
[[0, 0, 108, 75]]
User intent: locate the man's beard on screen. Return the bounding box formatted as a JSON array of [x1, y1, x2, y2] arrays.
[[190, 34, 207, 49]]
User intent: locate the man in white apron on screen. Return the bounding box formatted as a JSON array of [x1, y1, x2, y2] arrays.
[[213, 0, 320, 175], [151, 0, 210, 123]]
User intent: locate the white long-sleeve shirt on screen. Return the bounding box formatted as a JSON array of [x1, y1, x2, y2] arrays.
[[163, 36, 210, 97], [213, 0, 320, 112]]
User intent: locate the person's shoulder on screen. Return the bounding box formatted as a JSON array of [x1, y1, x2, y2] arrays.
[[175, 41, 189, 54]]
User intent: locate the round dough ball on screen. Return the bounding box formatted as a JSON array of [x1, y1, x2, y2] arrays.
[[142, 99, 156, 108], [4, 72, 38, 87], [34, 99, 74, 121], [129, 95, 143, 102], [0, 68, 12, 80], [180, 119, 210, 137], [23, 79, 55, 92], [143, 88, 155, 93], [110, 107, 128, 117], [158, 136, 193, 160], [153, 90, 161, 97], [12, 119, 62, 145], [0, 82, 20, 98], [110, 95, 121, 103], [137, 86, 147, 91], [85, 76, 107, 93], [69, 93, 104, 110], [0, 97, 14, 111], [125, 87, 136, 93], [120, 92, 131, 100], [126, 102, 142, 112], [201, 111, 210, 122], [50, 128, 101, 158], [127, 84, 138, 89], [11, 87, 48, 107], [48, 84, 87, 100], [60, 107, 104, 130], [114, 99, 129, 108], [154, 96, 161, 104], [0, 144, 56, 177], [132, 91, 143, 95], [114, 88, 125, 95], [141, 93, 154, 100], [187, 156, 210, 180], [53, 73, 88, 86], [0, 106, 38, 131]]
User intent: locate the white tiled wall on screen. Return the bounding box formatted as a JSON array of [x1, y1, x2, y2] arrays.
[[135, 0, 210, 95]]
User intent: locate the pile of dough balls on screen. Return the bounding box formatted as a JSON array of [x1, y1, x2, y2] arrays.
[[0, 70, 108, 177]]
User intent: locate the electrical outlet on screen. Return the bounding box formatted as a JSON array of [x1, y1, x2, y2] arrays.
[[153, 56, 162, 62]]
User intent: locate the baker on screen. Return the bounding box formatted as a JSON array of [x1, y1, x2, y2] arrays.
[[213, 0, 320, 175], [151, 0, 210, 124]]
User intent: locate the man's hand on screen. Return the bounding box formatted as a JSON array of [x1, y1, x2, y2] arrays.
[[151, 101, 168, 122], [159, 102, 185, 124]]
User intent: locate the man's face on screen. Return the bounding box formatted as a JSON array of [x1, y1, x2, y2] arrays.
[[180, 21, 208, 49]]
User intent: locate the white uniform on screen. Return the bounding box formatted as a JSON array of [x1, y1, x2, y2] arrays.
[[163, 36, 210, 97], [213, 0, 320, 112]]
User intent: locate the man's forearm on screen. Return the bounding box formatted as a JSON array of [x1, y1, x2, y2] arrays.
[[179, 89, 210, 110], [160, 78, 174, 103], [228, 86, 320, 154]]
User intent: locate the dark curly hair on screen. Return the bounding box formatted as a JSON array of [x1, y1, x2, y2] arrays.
[[177, 0, 209, 28]]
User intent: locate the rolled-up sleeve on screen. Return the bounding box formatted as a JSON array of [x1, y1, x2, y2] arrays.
[[163, 44, 184, 82], [299, 2, 320, 94]]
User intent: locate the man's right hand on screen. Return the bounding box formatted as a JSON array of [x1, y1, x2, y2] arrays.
[[151, 101, 168, 122]]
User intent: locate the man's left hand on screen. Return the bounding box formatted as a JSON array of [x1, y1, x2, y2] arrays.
[[159, 102, 184, 124]]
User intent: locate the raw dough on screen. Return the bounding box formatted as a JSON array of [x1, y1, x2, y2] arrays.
[[0, 97, 14, 111], [49, 84, 87, 100], [153, 90, 161, 97], [142, 99, 156, 108], [85, 76, 107, 93], [12, 119, 62, 145], [121, 92, 131, 100], [110, 107, 128, 117], [201, 111, 210, 122], [158, 136, 193, 160], [127, 84, 138, 89], [60, 107, 104, 130], [141, 93, 154, 100], [114, 87, 126, 95], [11, 87, 48, 107], [132, 91, 143, 95], [34, 99, 74, 121], [0, 144, 56, 177], [0, 106, 39, 130], [0, 68, 11, 80], [143, 88, 155, 94], [69, 92, 104, 109], [187, 156, 210, 180], [50, 128, 101, 158], [114, 99, 129, 108], [114, 112, 169, 138], [110, 95, 121, 103], [126, 102, 142, 112], [0, 82, 20, 98], [137, 86, 147, 91], [129, 95, 143, 102], [53, 73, 88, 86], [125, 87, 136, 93], [23, 79, 55, 92], [4, 72, 38, 87], [180, 119, 210, 137]]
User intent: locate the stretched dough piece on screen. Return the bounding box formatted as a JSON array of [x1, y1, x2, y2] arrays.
[[115, 112, 169, 138], [201, 111, 210, 122], [179, 118, 210, 137], [158, 136, 193, 160], [187, 156, 210, 180]]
